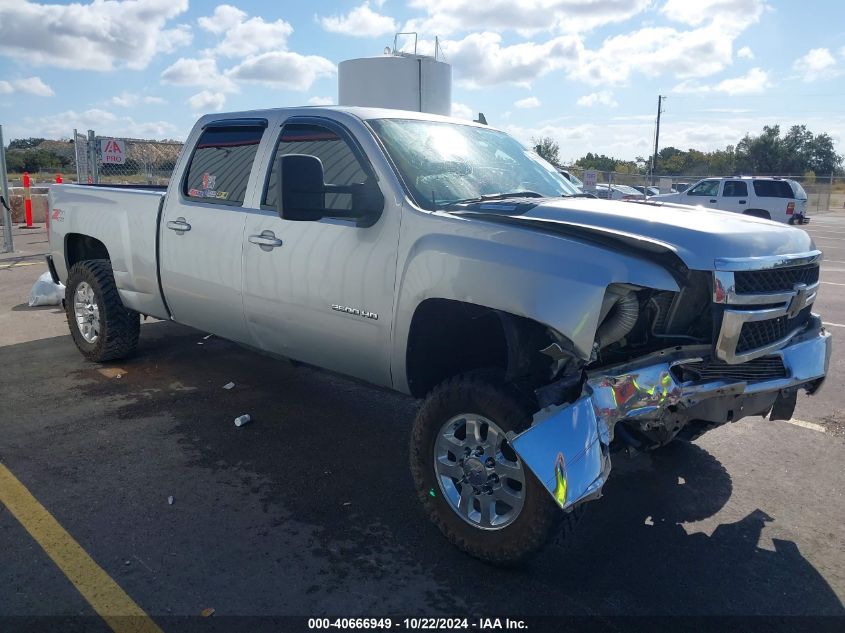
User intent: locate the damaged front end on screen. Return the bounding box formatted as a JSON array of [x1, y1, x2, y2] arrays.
[[512, 254, 831, 512]]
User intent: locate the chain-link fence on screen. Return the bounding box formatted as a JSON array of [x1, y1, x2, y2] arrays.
[[562, 167, 842, 214], [72, 129, 183, 186]]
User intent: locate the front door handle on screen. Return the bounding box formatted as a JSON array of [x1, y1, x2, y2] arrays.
[[249, 230, 283, 251], [166, 217, 191, 234], [709, 199, 717, 203], [738, 200, 746, 204]]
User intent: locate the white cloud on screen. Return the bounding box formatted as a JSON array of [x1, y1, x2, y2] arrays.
[[109, 92, 168, 107], [514, 96, 541, 109], [307, 96, 334, 105], [320, 2, 398, 37], [436, 32, 581, 88], [16, 108, 180, 140], [188, 90, 226, 112], [160, 57, 237, 92], [451, 102, 474, 120], [226, 51, 336, 91], [662, 0, 766, 26], [198, 5, 293, 58], [0, 76, 54, 97], [406, 0, 651, 36], [0, 0, 191, 71], [576, 91, 617, 107], [792, 48, 837, 81], [673, 67, 770, 96], [737, 46, 754, 59]]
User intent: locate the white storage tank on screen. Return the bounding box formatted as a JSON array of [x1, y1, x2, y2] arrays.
[[338, 53, 452, 116]]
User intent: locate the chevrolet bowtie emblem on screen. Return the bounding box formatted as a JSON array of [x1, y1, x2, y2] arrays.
[[786, 283, 809, 319]]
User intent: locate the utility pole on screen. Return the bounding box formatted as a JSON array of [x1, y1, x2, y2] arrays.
[[651, 95, 665, 185]]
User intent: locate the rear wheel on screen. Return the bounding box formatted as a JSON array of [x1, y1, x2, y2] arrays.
[[410, 370, 581, 564], [65, 259, 140, 362]]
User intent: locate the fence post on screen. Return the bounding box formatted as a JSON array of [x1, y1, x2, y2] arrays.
[[87, 129, 99, 184], [0, 124, 13, 253]]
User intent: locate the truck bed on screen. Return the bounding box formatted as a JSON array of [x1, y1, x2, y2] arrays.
[[48, 184, 169, 319]]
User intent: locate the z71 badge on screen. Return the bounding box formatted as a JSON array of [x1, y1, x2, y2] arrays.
[[331, 304, 378, 320]]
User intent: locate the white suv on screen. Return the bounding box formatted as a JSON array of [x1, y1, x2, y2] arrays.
[[653, 176, 807, 224]]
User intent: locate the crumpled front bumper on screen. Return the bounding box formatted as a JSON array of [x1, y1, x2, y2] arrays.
[[511, 325, 831, 511]]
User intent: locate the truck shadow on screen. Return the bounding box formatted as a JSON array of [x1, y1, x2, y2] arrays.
[[3, 320, 843, 618]]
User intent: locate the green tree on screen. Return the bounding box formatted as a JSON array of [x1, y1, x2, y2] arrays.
[[532, 136, 561, 167], [8, 137, 46, 150]]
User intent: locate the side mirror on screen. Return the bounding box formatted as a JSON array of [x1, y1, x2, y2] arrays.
[[279, 154, 325, 222], [278, 154, 384, 227]]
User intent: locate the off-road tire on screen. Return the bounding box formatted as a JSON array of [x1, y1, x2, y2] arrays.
[[65, 259, 140, 362], [410, 370, 582, 564]]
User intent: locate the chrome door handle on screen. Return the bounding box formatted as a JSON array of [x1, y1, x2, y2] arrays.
[[249, 230, 283, 250], [166, 217, 191, 233]]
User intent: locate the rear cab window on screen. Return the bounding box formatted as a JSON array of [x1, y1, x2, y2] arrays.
[[183, 123, 266, 206], [722, 180, 748, 197], [753, 180, 794, 199]]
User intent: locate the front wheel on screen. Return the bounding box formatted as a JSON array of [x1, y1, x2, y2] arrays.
[[410, 370, 581, 564], [65, 259, 140, 362]]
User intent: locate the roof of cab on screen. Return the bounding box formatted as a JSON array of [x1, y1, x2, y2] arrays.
[[196, 105, 494, 130]]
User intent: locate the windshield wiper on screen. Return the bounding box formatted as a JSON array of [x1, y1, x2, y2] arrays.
[[441, 191, 545, 207]]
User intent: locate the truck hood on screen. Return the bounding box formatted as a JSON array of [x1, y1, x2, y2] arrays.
[[449, 198, 815, 271]]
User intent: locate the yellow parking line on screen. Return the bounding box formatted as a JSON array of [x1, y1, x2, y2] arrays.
[[0, 464, 163, 633], [0, 261, 41, 269]]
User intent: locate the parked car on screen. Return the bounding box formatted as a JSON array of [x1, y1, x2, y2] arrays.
[[632, 185, 660, 197], [594, 183, 645, 200], [557, 169, 585, 191], [651, 176, 806, 223], [47, 106, 830, 564]]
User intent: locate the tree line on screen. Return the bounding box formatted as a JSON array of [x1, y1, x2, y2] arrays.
[[534, 124, 844, 179]]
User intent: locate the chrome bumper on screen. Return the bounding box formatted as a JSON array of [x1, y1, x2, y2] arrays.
[[512, 325, 831, 511]]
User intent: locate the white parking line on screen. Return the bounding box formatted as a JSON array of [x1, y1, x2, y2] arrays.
[[821, 281, 845, 286], [824, 322, 845, 328], [785, 419, 826, 433]]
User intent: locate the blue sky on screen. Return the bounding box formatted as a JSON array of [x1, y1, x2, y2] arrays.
[[1, 0, 844, 163]]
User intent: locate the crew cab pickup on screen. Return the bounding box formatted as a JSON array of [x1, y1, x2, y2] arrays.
[[47, 107, 831, 563]]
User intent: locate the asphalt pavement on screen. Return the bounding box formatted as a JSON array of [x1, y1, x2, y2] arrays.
[[1, 214, 844, 630]]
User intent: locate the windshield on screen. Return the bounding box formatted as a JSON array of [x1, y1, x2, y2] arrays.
[[368, 119, 579, 210]]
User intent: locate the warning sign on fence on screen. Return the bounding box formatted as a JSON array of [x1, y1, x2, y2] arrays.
[[100, 139, 126, 165]]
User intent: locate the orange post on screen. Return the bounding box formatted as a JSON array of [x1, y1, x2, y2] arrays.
[[55, 174, 63, 184], [22, 171, 35, 228]]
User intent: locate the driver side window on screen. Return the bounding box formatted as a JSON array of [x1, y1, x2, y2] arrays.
[[687, 179, 720, 197], [263, 123, 367, 211]]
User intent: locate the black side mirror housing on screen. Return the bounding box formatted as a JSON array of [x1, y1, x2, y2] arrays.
[[278, 154, 384, 227]]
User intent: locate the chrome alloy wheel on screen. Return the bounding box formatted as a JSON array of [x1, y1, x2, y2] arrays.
[[73, 281, 100, 343], [434, 413, 526, 530]]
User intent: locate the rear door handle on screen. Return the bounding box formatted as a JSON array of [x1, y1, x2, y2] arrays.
[[738, 200, 746, 204], [166, 217, 191, 233], [249, 230, 283, 250], [709, 199, 717, 203]]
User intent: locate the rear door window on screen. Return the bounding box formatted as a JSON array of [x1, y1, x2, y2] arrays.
[[687, 179, 720, 196], [722, 180, 748, 197], [753, 180, 794, 198], [183, 125, 265, 205]]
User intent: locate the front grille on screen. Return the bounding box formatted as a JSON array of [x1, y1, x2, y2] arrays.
[[736, 306, 812, 353], [734, 264, 819, 294], [675, 356, 787, 383]]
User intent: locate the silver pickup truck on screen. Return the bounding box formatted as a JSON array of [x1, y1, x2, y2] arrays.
[[47, 107, 831, 564]]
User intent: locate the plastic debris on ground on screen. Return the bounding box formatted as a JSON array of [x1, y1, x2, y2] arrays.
[[201, 608, 215, 617], [167, 496, 174, 505], [28, 271, 65, 307], [234, 414, 251, 427], [223, 382, 235, 390]]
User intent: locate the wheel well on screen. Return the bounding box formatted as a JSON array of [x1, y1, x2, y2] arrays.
[[405, 299, 555, 398], [65, 234, 110, 269], [744, 208, 770, 220]]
